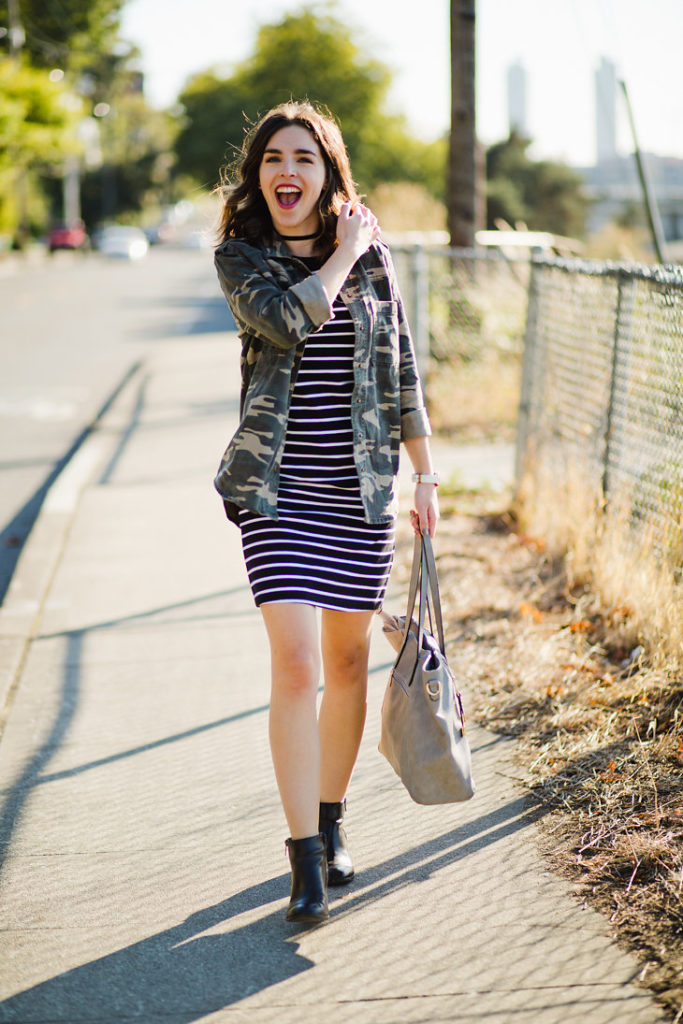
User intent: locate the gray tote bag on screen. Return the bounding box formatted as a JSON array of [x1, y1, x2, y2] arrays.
[[379, 534, 475, 805]]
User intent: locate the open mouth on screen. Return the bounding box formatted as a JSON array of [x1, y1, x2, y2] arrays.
[[275, 185, 302, 209]]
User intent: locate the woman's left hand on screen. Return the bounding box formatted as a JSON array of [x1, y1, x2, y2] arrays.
[[410, 483, 439, 538]]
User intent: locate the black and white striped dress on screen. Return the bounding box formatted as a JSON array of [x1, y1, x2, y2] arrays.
[[239, 288, 395, 612]]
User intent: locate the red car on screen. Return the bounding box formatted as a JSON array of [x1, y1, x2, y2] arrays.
[[48, 221, 88, 252]]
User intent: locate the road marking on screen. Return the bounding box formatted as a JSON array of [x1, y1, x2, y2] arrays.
[[0, 397, 78, 421]]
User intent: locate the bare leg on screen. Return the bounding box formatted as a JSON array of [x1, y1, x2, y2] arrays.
[[260, 602, 320, 840], [318, 609, 375, 802]]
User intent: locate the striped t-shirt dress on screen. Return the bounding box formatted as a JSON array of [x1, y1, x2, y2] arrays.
[[238, 283, 396, 613]]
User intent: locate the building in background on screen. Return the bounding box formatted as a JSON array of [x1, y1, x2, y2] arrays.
[[595, 56, 617, 165], [507, 60, 527, 137], [575, 56, 683, 245]]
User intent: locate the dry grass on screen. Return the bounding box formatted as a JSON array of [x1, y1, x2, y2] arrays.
[[397, 486, 683, 1020], [516, 459, 683, 671], [366, 182, 447, 233], [583, 223, 654, 262], [428, 352, 521, 440], [424, 256, 527, 440]]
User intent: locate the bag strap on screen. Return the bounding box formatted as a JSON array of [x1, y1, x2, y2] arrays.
[[403, 533, 422, 630], [421, 534, 446, 655], [392, 535, 423, 686], [415, 538, 430, 656], [394, 534, 446, 687]]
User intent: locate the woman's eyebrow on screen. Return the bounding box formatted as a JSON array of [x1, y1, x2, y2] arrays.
[[263, 146, 317, 156]]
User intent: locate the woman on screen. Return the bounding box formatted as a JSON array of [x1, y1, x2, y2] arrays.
[[213, 101, 438, 924]]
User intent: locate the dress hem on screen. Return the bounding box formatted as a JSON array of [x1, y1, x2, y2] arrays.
[[255, 597, 384, 614]]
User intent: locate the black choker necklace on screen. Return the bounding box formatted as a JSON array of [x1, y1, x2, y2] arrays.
[[277, 231, 319, 241]]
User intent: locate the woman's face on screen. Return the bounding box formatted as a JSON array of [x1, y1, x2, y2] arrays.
[[258, 124, 327, 238]]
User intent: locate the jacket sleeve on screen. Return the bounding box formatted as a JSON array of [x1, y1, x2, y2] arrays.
[[215, 240, 333, 350], [379, 244, 432, 441]]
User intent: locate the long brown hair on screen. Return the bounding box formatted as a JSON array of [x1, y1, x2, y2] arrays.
[[215, 101, 360, 253]]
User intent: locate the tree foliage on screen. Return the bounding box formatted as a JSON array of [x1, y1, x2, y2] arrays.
[[486, 131, 589, 239], [0, 0, 124, 72], [174, 6, 445, 196], [174, 70, 250, 188], [79, 94, 176, 224], [0, 1, 177, 238], [0, 57, 78, 237], [485, 129, 589, 236]]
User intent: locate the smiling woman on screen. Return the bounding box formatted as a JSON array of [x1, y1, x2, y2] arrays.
[[215, 101, 362, 255], [258, 127, 327, 238], [211, 100, 438, 926]]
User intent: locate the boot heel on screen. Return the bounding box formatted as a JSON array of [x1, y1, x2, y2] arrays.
[[285, 834, 329, 923]]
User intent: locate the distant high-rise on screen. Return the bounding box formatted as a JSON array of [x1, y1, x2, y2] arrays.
[[507, 61, 528, 136], [595, 57, 617, 163]]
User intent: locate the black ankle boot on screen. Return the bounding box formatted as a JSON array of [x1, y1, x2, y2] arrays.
[[285, 834, 329, 923], [319, 800, 355, 886]]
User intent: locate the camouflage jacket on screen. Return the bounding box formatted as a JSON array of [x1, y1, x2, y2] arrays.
[[213, 236, 431, 525]]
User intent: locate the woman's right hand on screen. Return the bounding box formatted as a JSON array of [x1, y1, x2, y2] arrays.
[[336, 201, 380, 257], [317, 201, 381, 304]]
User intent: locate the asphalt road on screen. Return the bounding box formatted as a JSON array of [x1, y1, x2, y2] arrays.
[[0, 244, 235, 603]]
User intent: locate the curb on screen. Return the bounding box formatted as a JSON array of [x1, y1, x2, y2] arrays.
[[0, 361, 147, 732]]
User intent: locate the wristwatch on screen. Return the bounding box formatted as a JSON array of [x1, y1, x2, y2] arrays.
[[412, 472, 439, 485]]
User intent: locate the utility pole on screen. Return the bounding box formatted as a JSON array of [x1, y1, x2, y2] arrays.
[[7, 0, 29, 248], [620, 80, 667, 263], [448, 0, 482, 247]]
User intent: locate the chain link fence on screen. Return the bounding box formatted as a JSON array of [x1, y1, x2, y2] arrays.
[[388, 242, 529, 436], [516, 256, 683, 565], [387, 244, 683, 565]]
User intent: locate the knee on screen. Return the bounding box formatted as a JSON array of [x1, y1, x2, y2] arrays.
[[272, 645, 320, 699], [325, 639, 370, 687]]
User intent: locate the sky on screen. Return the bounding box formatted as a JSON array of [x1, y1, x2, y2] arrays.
[[120, 0, 683, 167]]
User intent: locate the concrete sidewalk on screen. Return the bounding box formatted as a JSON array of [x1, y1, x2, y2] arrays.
[[0, 330, 666, 1023]]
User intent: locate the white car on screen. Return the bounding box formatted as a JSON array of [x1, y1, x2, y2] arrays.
[[97, 225, 149, 260]]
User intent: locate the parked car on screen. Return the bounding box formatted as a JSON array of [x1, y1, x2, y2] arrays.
[[48, 221, 88, 253], [96, 225, 149, 260]]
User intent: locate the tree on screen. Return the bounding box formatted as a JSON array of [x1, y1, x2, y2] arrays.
[[0, 57, 79, 242], [235, 7, 391, 181], [174, 5, 445, 196], [486, 132, 589, 239], [0, 0, 124, 73], [78, 92, 176, 225], [173, 70, 251, 188], [0, 1, 170, 237]]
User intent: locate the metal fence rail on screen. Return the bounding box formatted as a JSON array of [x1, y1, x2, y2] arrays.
[[517, 256, 683, 563]]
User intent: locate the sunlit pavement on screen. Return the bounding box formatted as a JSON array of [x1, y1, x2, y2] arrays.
[[0, 314, 666, 1021]]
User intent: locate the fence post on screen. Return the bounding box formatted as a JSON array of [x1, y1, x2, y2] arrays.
[[514, 259, 541, 485], [411, 244, 430, 400], [602, 272, 636, 501]]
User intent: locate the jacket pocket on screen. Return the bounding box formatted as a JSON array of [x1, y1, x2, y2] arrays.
[[370, 300, 400, 370]]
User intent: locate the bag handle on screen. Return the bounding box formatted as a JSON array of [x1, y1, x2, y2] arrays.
[[395, 534, 446, 687], [402, 533, 423, 635], [421, 534, 446, 656]]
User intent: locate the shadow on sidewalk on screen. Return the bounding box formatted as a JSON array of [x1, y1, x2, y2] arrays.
[[0, 798, 546, 1022], [0, 363, 143, 606], [0, 876, 308, 1022], [96, 371, 239, 488], [0, 585, 252, 872]]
